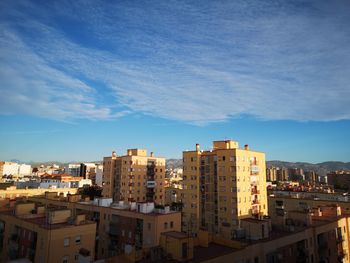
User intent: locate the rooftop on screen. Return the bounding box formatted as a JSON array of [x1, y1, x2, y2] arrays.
[[161, 231, 188, 239], [1, 209, 95, 230]]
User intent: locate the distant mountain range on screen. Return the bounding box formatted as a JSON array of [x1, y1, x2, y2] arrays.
[[166, 159, 350, 177], [266, 161, 350, 177]]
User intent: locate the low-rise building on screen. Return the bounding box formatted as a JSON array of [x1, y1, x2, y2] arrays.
[[0, 187, 78, 199], [28, 193, 182, 261], [0, 201, 96, 263], [0, 162, 32, 177], [39, 174, 92, 189]]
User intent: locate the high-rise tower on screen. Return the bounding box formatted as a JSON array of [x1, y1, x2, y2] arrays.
[[102, 149, 166, 204], [182, 140, 268, 239]]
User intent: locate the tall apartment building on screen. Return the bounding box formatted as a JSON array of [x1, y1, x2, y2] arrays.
[[102, 149, 166, 204], [327, 171, 350, 190], [277, 167, 289, 181], [266, 167, 277, 181], [182, 140, 268, 239]]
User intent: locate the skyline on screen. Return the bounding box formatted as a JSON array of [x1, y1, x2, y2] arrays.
[[1, 0, 350, 163]]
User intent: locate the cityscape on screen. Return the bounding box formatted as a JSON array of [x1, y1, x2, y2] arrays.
[[1, 1, 350, 263]]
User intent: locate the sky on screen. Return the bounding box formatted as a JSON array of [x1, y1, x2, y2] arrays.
[[0, 0, 350, 163]]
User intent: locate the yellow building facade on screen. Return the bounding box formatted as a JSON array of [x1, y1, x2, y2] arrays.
[[0, 201, 96, 263], [182, 140, 268, 239], [103, 149, 166, 204], [28, 194, 182, 260]]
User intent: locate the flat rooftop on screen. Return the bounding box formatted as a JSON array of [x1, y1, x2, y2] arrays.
[[161, 231, 188, 239], [1, 210, 95, 230]]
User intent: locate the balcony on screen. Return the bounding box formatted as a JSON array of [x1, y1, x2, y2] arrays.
[[250, 165, 259, 175], [337, 235, 345, 243], [109, 223, 119, 237], [10, 234, 18, 242], [146, 181, 156, 188], [251, 189, 260, 195], [252, 209, 259, 215], [318, 240, 328, 251]]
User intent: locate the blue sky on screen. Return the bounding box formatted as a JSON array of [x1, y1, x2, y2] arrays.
[[0, 0, 350, 163]]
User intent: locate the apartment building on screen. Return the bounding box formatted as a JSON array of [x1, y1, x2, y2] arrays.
[[327, 171, 350, 190], [277, 167, 289, 181], [102, 149, 166, 204], [0, 201, 96, 263], [268, 193, 350, 221], [0, 162, 31, 177], [195, 206, 350, 263], [266, 167, 277, 182], [28, 193, 182, 261], [182, 140, 268, 239]]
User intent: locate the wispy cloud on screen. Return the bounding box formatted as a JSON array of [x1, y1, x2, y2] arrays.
[[0, 129, 63, 135], [0, 0, 350, 124]]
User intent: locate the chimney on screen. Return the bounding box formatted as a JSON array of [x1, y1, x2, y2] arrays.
[[112, 151, 117, 157], [150, 152, 154, 157], [244, 144, 249, 150], [127, 149, 132, 156], [225, 140, 229, 149], [195, 144, 200, 151]]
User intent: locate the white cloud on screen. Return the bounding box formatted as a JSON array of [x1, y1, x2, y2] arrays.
[[0, 0, 350, 124]]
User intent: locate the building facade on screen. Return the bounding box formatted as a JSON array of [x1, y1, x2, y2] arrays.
[[182, 140, 268, 239], [102, 149, 166, 204], [0, 201, 96, 263], [28, 194, 182, 261], [0, 162, 32, 177]]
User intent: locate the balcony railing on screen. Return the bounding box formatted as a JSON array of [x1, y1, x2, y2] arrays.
[[251, 189, 260, 195], [252, 200, 259, 205], [146, 181, 156, 188]]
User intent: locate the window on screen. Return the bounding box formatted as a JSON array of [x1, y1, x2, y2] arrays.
[[75, 236, 81, 245], [148, 223, 151, 230], [64, 237, 70, 247], [164, 222, 168, 229], [170, 221, 174, 228], [74, 254, 79, 260], [62, 256, 69, 263]]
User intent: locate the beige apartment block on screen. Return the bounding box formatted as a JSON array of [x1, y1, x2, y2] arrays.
[[0, 201, 96, 263], [182, 140, 268, 239], [103, 149, 166, 204]]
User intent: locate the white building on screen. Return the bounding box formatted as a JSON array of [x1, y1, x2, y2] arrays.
[[18, 164, 32, 176], [2, 162, 20, 176], [39, 175, 92, 189], [95, 164, 103, 186], [67, 163, 81, 176]]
